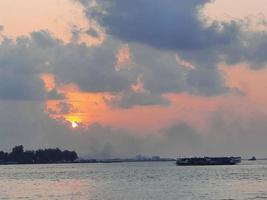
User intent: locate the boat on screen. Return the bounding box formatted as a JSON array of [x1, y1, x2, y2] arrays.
[[248, 156, 256, 161], [176, 157, 241, 166]]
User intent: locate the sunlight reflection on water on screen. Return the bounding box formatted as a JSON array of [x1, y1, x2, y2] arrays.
[[0, 161, 267, 200], [0, 179, 93, 200]]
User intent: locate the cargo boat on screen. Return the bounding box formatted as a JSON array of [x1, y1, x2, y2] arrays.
[[176, 157, 241, 166]]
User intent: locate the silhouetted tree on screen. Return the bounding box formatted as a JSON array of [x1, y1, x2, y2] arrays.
[[35, 149, 47, 163], [12, 145, 24, 154], [22, 150, 35, 164], [8, 145, 24, 163], [0, 145, 78, 164], [62, 150, 78, 162], [0, 151, 8, 162]]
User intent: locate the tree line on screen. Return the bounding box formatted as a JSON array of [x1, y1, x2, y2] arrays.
[[0, 145, 78, 164]]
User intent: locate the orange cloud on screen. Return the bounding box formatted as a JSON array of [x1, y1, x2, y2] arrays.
[[131, 75, 145, 93], [0, 0, 105, 45], [40, 62, 267, 133], [38, 82, 222, 132], [115, 44, 132, 71], [222, 63, 267, 109], [204, 0, 267, 21], [41, 73, 111, 128], [203, 0, 267, 31], [41, 73, 56, 91]]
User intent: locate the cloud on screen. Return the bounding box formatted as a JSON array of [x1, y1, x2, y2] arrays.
[[85, 27, 100, 38], [46, 89, 65, 100], [76, 0, 239, 99], [0, 30, 131, 100], [81, 0, 267, 69], [107, 90, 171, 108], [70, 25, 82, 43], [1, 95, 267, 158], [0, 36, 47, 101], [0, 1, 266, 107], [186, 67, 228, 96], [0, 24, 250, 111], [0, 28, 231, 107], [51, 38, 132, 93], [127, 43, 230, 98], [47, 102, 76, 115], [222, 31, 267, 68], [83, 0, 237, 50]]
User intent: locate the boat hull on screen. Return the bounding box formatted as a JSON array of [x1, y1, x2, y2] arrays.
[[176, 157, 241, 166]]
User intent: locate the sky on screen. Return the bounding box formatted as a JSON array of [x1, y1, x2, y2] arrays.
[[1, 0, 267, 158]]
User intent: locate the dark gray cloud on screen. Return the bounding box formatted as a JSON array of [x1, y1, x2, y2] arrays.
[[71, 25, 82, 43], [75, 0, 241, 102], [0, 28, 228, 107], [46, 89, 65, 100], [222, 31, 267, 69], [129, 44, 187, 94], [85, 28, 100, 38], [122, 43, 230, 103], [107, 90, 170, 108], [51, 39, 132, 93], [81, 0, 267, 69], [0, 29, 231, 107], [1, 0, 266, 106], [47, 102, 77, 115], [102, 42, 230, 108], [0, 31, 132, 101], [83, 0, 238, 51], [0, 25, 244, 109], [186, 67, 228, 96], [0, 36, 47, 101]]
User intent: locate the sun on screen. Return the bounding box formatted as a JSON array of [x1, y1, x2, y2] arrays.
[[71, 121, 79, 128]]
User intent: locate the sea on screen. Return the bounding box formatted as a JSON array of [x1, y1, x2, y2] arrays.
[[0, 160, 267, 200]]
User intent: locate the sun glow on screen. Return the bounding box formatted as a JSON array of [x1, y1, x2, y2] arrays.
[[71, 121, 78, 128]]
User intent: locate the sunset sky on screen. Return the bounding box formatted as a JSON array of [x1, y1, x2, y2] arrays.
[[1, 0, 267, 158]]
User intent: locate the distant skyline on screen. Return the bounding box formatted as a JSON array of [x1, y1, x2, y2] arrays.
[[1, 0, 267, 158]]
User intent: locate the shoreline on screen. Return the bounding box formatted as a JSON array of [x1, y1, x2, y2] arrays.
[[0, 159, 176, 166]]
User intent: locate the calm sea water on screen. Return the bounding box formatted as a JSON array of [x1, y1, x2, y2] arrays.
[[0, 161, 267, 200]]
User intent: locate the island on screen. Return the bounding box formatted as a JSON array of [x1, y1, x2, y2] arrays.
[[0, 145, 78, 164], [0, 146, 176, 165]]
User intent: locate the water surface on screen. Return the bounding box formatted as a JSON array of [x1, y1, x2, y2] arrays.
[[0, 161, 267, 199]]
